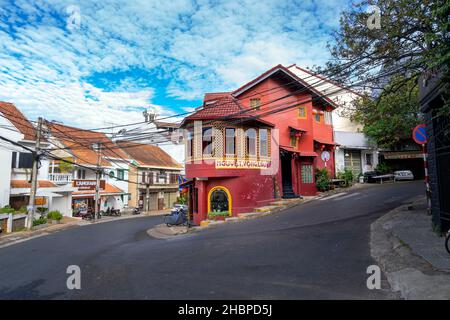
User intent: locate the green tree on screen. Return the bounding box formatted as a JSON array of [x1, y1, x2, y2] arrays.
[[352, 75, 422, 149], [59, 158, 74, 173], [317, 0, 449, 113]]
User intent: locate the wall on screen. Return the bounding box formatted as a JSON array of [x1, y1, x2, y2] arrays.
[[51, 193, 73, 217]]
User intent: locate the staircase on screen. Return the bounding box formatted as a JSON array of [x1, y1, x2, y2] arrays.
[[282, 183, 299, 199]]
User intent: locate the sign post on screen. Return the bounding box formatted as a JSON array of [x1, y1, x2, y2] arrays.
[[412, 124, 431, 214]]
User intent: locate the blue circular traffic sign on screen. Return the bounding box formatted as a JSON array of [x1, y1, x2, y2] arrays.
[[412, 124, 428, 144]]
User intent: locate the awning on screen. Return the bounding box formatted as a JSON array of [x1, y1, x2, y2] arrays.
[[382, 151, 422, 159], [289, 125, 307, 133], [314, 138, 338, 146], [299, 151, 318, 157]]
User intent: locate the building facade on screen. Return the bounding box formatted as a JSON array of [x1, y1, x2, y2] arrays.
[[116, 140, 182, 211], [0, 102, 75, 216], [288, 65, 379, 178], [181, 65, 337, 225], [419, 70, 449, 232]]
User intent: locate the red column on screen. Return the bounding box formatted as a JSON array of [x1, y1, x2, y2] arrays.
[[194, 180, 207, 225]]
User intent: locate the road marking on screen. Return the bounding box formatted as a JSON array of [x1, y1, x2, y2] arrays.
[[333, 193, 361, 201], [319, 192, 347, 201]]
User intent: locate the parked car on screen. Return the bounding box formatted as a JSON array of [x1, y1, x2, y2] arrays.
[[363, 171, 382, 183], [394, 170, 414, 181]]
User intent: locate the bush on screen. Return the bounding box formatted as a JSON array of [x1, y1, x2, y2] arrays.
[[47, 210, 63, 221], [17, 206, 28, 213], [315, 168, 330, 192], [376, 162, 392, 174], [208, 211, 230, 218], [33, 217, 47, 227], [0, 206, 15, 214], [177, 194, 187, 205], [337, 168, 354, 186]]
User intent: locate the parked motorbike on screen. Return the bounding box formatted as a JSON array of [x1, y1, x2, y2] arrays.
[[132, 207, 141, 215], [163, 206, 189, 227]]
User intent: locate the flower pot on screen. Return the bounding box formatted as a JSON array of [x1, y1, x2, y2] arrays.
[[49, 219, 61, 225]]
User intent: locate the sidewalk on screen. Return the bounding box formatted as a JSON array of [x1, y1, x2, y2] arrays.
[[0, 209, 171, 249], [371, 196, 450, 299]]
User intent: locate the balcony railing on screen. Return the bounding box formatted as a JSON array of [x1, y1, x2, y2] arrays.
[[49, 173, 73, 184]]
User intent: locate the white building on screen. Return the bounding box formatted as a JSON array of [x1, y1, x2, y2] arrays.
[[47, 122, 132, 214], [288, 65, 379, 177], [0, 102, 75, 216]]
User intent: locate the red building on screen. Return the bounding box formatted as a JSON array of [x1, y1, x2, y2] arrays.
[[181, 65, 337, 225]]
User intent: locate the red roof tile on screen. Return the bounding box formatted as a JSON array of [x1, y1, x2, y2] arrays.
[[116, 140, 182, 169], [11, 180, 57, 188], [48, 123, 130, 167], [0, 101, 36, 140]]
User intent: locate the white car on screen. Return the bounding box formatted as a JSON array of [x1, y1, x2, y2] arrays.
[[394, 170, 414, 181]]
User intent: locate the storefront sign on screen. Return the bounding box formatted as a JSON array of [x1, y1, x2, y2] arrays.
[[73, 180, 106, 190], [215, 159, 271, 169]]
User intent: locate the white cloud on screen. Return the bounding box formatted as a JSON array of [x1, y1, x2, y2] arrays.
[[0, 0, 352, 128]]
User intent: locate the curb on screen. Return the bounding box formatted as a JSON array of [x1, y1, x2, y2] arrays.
[[370, 196, 450, 299]]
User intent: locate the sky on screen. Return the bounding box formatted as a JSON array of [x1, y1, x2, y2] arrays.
[[0, 0, 352, 129]]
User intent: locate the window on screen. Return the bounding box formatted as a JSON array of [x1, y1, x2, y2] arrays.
[[314, 112, 322, 123], [366, 153, 373, 166], [11, 152, 33, 169], [245, 128, 257, 157], [259, 129, 268, 157], [225, 128, 236, 155], [250, 98, 261, 110], [301, 165, 314, 183], [325, 111, 332, 124], [76, 169, 86, 179], [117, 169, 125, 180], [298, 106, 307, 119], [290, 136, 297, 148], [210, 189, 229, 213], [202, 127, 213, 156], [109, 170, 115, 178], [142, 172, 146, 183], [186, 130, 193, 157]]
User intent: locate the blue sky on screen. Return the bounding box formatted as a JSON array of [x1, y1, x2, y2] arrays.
[[0, 0, 352, 128]]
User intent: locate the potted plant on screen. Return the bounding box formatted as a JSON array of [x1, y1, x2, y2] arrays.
[[208, 211, 230, 221], [46, 210, 63, 224]]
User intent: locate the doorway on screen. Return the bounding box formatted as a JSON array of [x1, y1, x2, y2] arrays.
[[281, 151, 296, 198]]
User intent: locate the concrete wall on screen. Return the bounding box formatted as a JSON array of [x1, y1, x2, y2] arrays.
[[51, 193, 73, 217]]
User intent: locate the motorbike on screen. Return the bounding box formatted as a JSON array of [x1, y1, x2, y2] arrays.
[[132, 207, 141, 215], [163, 206, 189, 227]]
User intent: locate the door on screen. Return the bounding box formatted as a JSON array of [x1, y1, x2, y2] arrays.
[[344, 149, 362, 176], [281, 151, 292, 187]]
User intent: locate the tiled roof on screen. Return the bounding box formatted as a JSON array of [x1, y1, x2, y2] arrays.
[[184, 95, 256, 121], [116, 140, 182, 169], [231, 64, 337, 107], [11, 180, 57, 188], [0, 101, 36, 140], [48, 123, 130, 167], [203, 92, 231, 102]]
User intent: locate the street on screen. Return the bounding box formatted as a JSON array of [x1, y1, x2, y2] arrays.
[[0, 181, 424, 299]]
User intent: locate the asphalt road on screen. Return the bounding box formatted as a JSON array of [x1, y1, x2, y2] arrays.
[[0, 181, 424, 299]]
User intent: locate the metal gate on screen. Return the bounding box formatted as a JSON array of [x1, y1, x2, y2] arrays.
[[344, 149, 362, 176]]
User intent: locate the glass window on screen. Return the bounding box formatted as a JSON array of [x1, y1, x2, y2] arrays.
[[290, 136, 297, 148], [301, 165, 314, 183], [250, 98, 261, 110], [245, 128, 257, 156], [186, 130, 193, 157], [325, 111, 332, 124], [366, 153, 373, 166], [259, 129, 268, 157], [298, 106, 307, 118], [314, 112, 321, 123], [117, 169, 125, 180], [202, 127, 213, 156], [225, 128, 235, 155]]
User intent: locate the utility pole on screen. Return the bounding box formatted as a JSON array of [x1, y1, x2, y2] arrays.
[[94, 142, 102, 222], [27, 117, 43, 230], [145, 183, 150, 212]]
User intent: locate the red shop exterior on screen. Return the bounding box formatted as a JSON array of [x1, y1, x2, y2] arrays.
[[181, 65, 337, 225]]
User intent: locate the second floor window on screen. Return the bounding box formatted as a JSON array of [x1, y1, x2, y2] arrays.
[[325, 111, 332, 124], [186, 130, 193, 157], [245, 128, 257, 157], [202, 127, 213, 156], [225, 128, 236, 155], [259, 129, 269, 157], [250, 98, 261, 110], [11, 152, 33, 169], [117, 169, 125, 180], [75, 169, 86, 179], [298, 106, 307, 119]]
